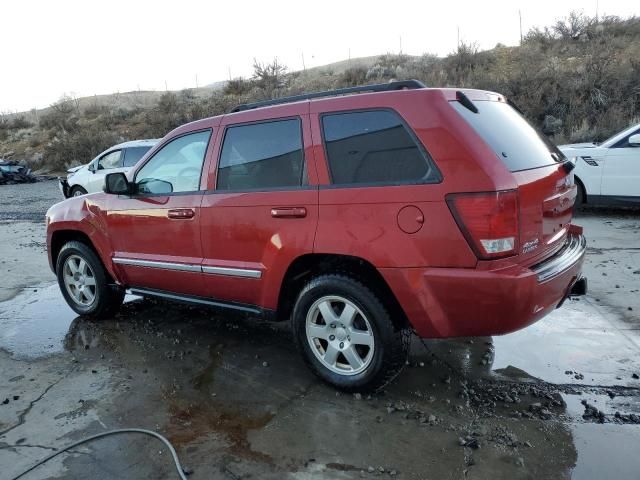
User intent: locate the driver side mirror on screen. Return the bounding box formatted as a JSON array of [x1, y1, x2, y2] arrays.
[[104, 172, 131, 195], [628, 134, 640, 146]]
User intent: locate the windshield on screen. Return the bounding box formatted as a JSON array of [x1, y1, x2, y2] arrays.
[[601, 124, 640, 147], [452, 100, 566, 172]]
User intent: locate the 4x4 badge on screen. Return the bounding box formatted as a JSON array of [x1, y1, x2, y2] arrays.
[[522, 238, 539, 254]]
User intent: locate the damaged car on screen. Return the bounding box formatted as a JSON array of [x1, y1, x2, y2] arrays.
[[46, 81, 587, 391], [59, 139, 159, 197], [0, 160, 38, 185]]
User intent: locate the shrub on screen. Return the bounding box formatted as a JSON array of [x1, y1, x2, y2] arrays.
[[340, 66, 368, 86], [224, 77, 253, 96], [43, 126, 120, 171]]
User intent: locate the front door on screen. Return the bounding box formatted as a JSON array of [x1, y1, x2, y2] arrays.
[[601, 129, 640, 198], [87, 149, 127, 193], [199, 107, 319, 311], [106, 129, 214, 297]]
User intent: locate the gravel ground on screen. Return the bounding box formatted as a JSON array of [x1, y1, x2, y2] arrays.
[[0, 179, 62, 221]]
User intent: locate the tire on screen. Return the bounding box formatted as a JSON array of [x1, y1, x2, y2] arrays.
[[70, 186, 88, 197], [575, 184, 585, 207], [292, 274, 410, 392], [574, 178, 585, 208], [56, 241, 124, 317]]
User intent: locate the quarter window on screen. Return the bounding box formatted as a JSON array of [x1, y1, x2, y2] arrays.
[[135, 131, 211, 195], [321, 110, 437, 185], [98, 150, 122, 170], [217, 119, 305, 191]]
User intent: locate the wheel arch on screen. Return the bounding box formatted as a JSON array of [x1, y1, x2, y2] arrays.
[[574, 175, 587, 204], [276, 253, 410, 331], [50, 229, 118, 283]]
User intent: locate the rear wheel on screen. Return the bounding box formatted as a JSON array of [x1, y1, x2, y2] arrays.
[[292, 274, 410, 392], [70, 186, 87, 197], [56, 241, 124, 317]]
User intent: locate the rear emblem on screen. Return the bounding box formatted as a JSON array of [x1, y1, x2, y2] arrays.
[[522, 238, 539, 254]]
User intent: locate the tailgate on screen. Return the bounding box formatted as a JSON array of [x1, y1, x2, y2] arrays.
[[450, 97, 575, 264], [514, 164, 576, 264]]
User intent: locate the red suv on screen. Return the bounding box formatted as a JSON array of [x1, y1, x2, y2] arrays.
[[46, 80, 586, 391]]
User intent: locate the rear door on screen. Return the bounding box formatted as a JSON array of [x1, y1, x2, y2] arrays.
[[452, 99, 575, 264], [199, 105, 318, 310], [601, 128, 640, 198], [106, 130, 213, 296]]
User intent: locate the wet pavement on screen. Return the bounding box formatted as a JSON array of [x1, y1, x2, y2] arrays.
[[0, 186, 639, 479], [0, 277, 638, 479]]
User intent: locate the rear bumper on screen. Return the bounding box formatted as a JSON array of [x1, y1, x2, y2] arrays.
[[380, 227, 587, 338]]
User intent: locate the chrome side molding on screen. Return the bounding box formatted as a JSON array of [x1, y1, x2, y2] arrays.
[[113, 257, 262, 279], [201, 266, 262, 278], [112, 257, 201, 273]]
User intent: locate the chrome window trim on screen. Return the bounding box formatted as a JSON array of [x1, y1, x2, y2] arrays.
[[113, 257, 262, 278]]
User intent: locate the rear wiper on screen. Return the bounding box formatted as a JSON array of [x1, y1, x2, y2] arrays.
[[456, 91, 478, 113]]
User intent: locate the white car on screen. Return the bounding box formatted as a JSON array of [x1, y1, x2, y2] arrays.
[[59, 139, 159, 197], [559, 124, 640, 206]]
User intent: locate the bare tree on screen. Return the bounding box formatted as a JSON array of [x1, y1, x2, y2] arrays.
[[253, 58, 288, 97], [552, 10, 594, 39]]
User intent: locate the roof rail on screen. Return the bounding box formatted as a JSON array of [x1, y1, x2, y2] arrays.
[[230, 79, 427, 113]]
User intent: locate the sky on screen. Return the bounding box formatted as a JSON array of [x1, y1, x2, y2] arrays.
[[1, 0, 637, 112]]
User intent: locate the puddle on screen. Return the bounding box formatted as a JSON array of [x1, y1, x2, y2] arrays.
[[0, 283, 139, 359], [491, 298, 640, 387], [0, 284, 78, 358], [569, 423, 640, 479]]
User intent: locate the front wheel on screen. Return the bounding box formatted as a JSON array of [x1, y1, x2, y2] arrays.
[[292, 274, 410, 392], [56, 241, 124, 317], [70, 185, 88, 197]]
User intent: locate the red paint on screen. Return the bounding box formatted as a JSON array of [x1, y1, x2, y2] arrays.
[[46, 87, 586, 338]]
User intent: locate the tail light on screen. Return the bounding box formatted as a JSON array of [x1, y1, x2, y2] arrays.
[[446, 190, 519, 259]]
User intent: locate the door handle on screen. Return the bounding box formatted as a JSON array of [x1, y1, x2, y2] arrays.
[[168, 208, 195, 219], [271, 207, 307, 218]]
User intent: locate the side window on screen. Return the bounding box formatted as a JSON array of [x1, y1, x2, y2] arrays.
[[217, 118, 305, 191], [98, 150, 122, 170], [321, 110, 438, 185], [135, 131, 211, 195], [123, 146, 152, 167]]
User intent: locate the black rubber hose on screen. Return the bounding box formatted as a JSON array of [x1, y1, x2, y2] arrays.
[[10, 428, 189, 480]]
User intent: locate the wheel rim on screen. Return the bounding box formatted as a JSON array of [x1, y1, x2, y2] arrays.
[[62, 254, 97, 306], [305, 295, 375, 376], [73, 190, 84, 197]]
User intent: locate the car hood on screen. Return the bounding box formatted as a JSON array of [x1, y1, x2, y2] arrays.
[[559, 144, 606, 157], [67, 164, 86, 174], [559, 142, 598, 150]]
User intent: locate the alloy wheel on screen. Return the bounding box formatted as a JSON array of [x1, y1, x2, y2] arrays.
[[305, 295, 375, 375], [62, 254, 97, 306]]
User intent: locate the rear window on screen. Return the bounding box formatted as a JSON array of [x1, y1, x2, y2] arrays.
[[321, 110, 439, 185], [123, 146, 152, 167], [452, 100, 565, 172]]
